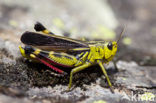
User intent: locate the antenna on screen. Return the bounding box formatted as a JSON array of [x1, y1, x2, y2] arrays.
[[117, 27, 125, 44], [117, 16, 132, 44]]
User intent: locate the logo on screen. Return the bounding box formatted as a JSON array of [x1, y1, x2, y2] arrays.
[[121, 91, 155, 101]]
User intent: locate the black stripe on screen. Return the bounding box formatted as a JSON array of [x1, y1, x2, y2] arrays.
[[39, 51, 49, 57], [64, 55, 73, 60], [53, 53, 62, 58]]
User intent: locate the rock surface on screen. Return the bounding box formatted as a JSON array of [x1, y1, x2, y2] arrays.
[[0, 0, 156, 103]]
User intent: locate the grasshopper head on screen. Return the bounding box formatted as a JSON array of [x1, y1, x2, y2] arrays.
[[104, 41, 117, 61], [104, 27, 124, 62]]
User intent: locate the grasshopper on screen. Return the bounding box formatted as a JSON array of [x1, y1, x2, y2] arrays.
[[19, 22, 124, 92]]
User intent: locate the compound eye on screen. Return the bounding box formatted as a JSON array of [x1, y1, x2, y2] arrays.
[[107, 42, 113, 50]]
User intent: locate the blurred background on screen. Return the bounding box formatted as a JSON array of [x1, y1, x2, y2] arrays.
[[0, 0, 156, 103]]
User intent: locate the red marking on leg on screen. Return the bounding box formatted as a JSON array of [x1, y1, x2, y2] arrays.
[[36, 56, 65, 74], [39, 53, 73, 68]]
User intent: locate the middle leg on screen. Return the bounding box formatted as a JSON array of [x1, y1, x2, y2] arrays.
[[68, 62, 92, 89]]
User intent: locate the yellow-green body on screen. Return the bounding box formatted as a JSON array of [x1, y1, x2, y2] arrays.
[[19, 22, 119, 92]]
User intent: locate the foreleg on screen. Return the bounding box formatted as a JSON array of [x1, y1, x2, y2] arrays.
[[98, 60, 114, 93]]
